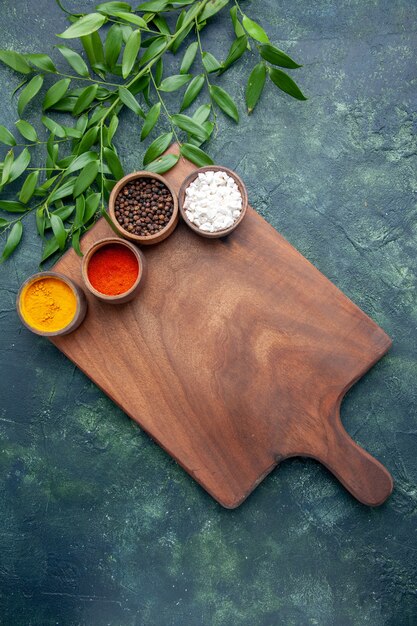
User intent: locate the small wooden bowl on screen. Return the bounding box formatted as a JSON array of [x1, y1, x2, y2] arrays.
[[178, 166, 248, 239], [108, 171, 178, 245], [16, 271, 87, 337], [81, 237, 147, 304]]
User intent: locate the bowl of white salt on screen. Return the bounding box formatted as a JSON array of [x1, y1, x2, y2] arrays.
[[178, 166, 248, 238]]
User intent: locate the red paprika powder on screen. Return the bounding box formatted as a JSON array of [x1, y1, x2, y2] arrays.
[[87, 243, 139, 295]]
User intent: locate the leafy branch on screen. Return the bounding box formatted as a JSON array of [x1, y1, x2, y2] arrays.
[[0, 0, 307, 264]]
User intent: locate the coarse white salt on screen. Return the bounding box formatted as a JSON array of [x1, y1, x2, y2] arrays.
[[183, 170, 242, 232]]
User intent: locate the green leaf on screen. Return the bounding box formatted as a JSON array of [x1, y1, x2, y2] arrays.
[[58, 13, 107, 38], [268, 67, 307, 101], [242, 15, 269, 43], [104, 24, 123, 69], [112, 11, 147, 27], [154, 57, 163, 86], [15, 120, 38, 142], [73, 161, 99, 197], [159, 74, 191, 92], [0, 50, 31, 74], [56, 44, 90, 77], [0, 200, 27, 213], [137, 0, 168, 10], [108, 115, 119, 144], [73, 195, 85, 229], [40, 236, 60, 263], [96, 1, 132, 14], [180, 143, 214, 167], [42, 116, 66, 138], [1, 222, 23, 262], [180, 41, 198, 74], [143, 131, 173, 165], [139, 36, 166, 66], [1, 150, 14, 186], [193, 104, 211, 124], [171, 114, 209, 143], [198, 0, 228, 22], [259, 44, 302, 69], [49, 179, 76, 202], [50, 214, 67, 250], [66, 151, 99, 175], [18, 75, 44, 117], [72, 84, 98, 115], [25, 53, 57, 73], [245, 62, 266, 113], [84, 192, 100, 222], [153, 15, 170, 35], [72, 229, 82, 256], [0, 125, 16, 146], [47, 205, 75, 228], [122, 29, 141, 78], [209, 85, 239, 122], [77, 126, 99, 152], [0, 218, 9, 228], [19, 170, 39, 203], [180, 74, 204, 111], [140, 102, 161, 140], [230, 6, 246, 40], [104, 147, 124, 179], [118, 86, 144, 116], [220, 35, 247, 72], [202, 52, 221, 73], [9, 148, 31, 183], [81, 31, 105, 68], [35, 207, 45, 238], [145, 153, 178, 174], [43, 78, 71, 110]]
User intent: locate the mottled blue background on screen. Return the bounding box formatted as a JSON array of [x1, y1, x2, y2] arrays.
[[1, 1, 416, 625]]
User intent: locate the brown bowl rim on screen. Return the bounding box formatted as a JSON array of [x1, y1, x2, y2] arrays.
[[178, 165, 248, 238], [81, 237, 146, 302], [108, 171, 179, 244], [16, 271, 87, 337]]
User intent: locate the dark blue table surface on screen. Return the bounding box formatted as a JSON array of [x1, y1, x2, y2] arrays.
[[1, 1, 416, 624]]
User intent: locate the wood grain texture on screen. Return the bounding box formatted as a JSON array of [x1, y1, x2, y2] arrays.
[[50, 145, 393, 508]]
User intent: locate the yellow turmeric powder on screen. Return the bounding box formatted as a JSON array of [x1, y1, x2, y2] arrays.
[[19, 277, 77, 332]]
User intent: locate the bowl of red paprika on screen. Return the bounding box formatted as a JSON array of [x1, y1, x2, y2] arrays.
[[81, 237, 146, 304]]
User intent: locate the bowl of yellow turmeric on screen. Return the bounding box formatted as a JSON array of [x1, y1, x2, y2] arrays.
[[17, 271, 87, 337]]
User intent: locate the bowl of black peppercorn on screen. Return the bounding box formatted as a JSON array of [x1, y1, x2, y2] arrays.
[[108, 172, 179, 245]]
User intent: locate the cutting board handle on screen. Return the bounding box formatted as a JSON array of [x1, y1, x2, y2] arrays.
[[318, 418, 393, 506]]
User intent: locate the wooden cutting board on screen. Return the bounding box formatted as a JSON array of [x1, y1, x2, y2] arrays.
[[50, 145, 393, 508]]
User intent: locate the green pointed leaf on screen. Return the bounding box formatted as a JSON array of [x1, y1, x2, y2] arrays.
[[58, 13, 107, 39], [0, 125, 16, 146], [269, 67, 307, 100], [35, 207, 45, 238], [0, 50, 31, 74], [143, 131, 173, 166], [84, 192, 100, 222], [159, 74, 191, 92], [246, 62, 266, 113], [73, 161, 99, 197], [259, 44, 302, 69], [180, 74, 204, 111], [140, 102, 161, 140], [81, 31, 105, 68], [19, 170, 39, 203], [74, 195, 85, 229], [49, 178, 76, 202], [66, 151, 99, 175], [220, 35, 247, 72], [0, 200, 27, 213], [25, 53, 57, 73], [104, 24, 123, 69], [230, 6, 246, 40], [209, 85, 239, 122], [42, 116, 66, 138], [153, 15, 170, 35], [180, 41, 198, 74], [108, 115, 119, 144], [72, 229, 82, 256], [192, 104, 211, 124], [43, 78, 71, 110], [198, 0, 228, 22], [72, 84, 98, 115], [139, 36, 166, 66], [50, 214, 67, 250], [122, 29, 141, 78], [1, 150, 14, 185], [15, 120, 38, 142], [9, 148, 31, 183], [46, 205, 75, 228], [242, 15, 269, 43], [202, 52, 221, 73], [180, 143, 214, 167], [40, 236, 60, 263], [0, 218, 9, 227], [96, 2, 132, 14], [118, 86, 144, 116], [18, 75, 44, 117], [154, 57, 163, 86], [1, 222, 23, 262], [104, 147, 124, 179], [137, 0, 168, 10], [77, 126, 99, 152], [112, 11, 147, 27], [145, 153, 178, 174], [171, 114, 209, 142], [56, 45, 90, 77]]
